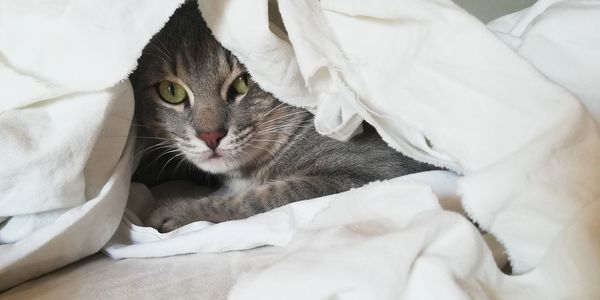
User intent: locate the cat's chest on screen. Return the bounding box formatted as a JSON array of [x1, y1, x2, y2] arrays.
[[217, 176, 262, 195], [228, 177, 255, 192], [216, 165, 280, 195]]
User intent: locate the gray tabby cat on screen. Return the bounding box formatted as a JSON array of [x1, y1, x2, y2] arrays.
[[131, 2, 435, 232]]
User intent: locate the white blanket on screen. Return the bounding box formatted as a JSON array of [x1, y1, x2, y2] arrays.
[[2, 0, 600, 298], [0, 0, 184, 290]]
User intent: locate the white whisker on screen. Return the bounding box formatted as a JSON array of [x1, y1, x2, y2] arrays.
[[157, 152, 185, 179], [260, 102, 286, 119], [260, 111, 311, 126]]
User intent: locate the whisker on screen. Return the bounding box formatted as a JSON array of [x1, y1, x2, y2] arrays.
[[254, 126, 311, 137], [173, 156, 187, 176], [155, 36, 175, 60], [139, 145, 177, 164], [157, 152, 185, 180], [143, 51, 173, 65], [136, 145, 179, 174], [260, 111, 311, 126], [256, 120, 313, 133], [135, 136, 172, 141], [260, 102, 286, 119], [146, 42, 172, 62], [144, 147, 179, 168], [257, 123, 312, 132], [134, 142, 174, 161], [156, 148, 182, 160]]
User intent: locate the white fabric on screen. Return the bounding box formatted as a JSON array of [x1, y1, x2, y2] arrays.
[[104, 171, 467, 259], [198, 0, 599, 298], [104, 0, 600, 298], [0, 251, 280, 300], [0, 0, 184, 291], [2, 0, 600, 299], [488, 0, 600, 122]]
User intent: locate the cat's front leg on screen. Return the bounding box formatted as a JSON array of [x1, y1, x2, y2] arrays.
[[144, 195, 236, 232], [145, 176, 363, 232]]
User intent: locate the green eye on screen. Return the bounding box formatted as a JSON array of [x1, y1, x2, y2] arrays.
[[231, 74, 250, 95], [157, 80, 187, 104]]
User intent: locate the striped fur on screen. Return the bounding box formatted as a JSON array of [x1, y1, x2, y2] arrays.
[[130, 2, 435, 232]]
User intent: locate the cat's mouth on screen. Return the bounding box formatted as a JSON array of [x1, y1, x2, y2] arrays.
[[197, 149, 228, 160], [182, 144, 248, 174], [180, 125, 277, 174]]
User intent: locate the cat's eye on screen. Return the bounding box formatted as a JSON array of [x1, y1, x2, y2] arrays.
[[157, 80, 187, 104], [231, 74, 250, 96]]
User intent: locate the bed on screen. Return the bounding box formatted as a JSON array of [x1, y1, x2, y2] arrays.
[[1, 0, 600, 299]]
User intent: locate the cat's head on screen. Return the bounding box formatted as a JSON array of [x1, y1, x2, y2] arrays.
[[131, 2, 308, 174]]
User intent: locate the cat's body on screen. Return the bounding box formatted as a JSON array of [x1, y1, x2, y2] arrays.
[[131, 2, 435, 232]]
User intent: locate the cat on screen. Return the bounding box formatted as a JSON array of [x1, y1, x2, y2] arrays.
[[130, 1, 436, 232]]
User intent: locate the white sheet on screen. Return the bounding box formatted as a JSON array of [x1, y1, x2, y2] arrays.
[[0, 250, 282, 300], [104, 171, 466, 259], [0, 0, 184, 290], [1, 0, 600, 298], [488, 0, 600, 122], [199, 0, 600, 298]]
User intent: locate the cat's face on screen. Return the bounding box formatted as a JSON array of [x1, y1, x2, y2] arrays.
[[131, 3, 307, 174]]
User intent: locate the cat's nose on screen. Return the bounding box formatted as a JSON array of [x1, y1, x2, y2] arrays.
[[198, 130, 226, 150]]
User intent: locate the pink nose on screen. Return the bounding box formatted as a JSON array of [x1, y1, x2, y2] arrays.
[[198, 130, 226, 150]]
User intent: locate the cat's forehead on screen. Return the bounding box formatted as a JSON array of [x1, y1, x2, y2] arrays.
[[140, 2, 237, 80], [167, 22, 227, 72]]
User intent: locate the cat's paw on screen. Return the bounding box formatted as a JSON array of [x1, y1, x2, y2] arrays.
[[144, 201, 195, 233]]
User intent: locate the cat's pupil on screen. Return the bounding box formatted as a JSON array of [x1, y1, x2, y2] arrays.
[[226, 75, 249, 101], [168, 83, 175, 96]]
